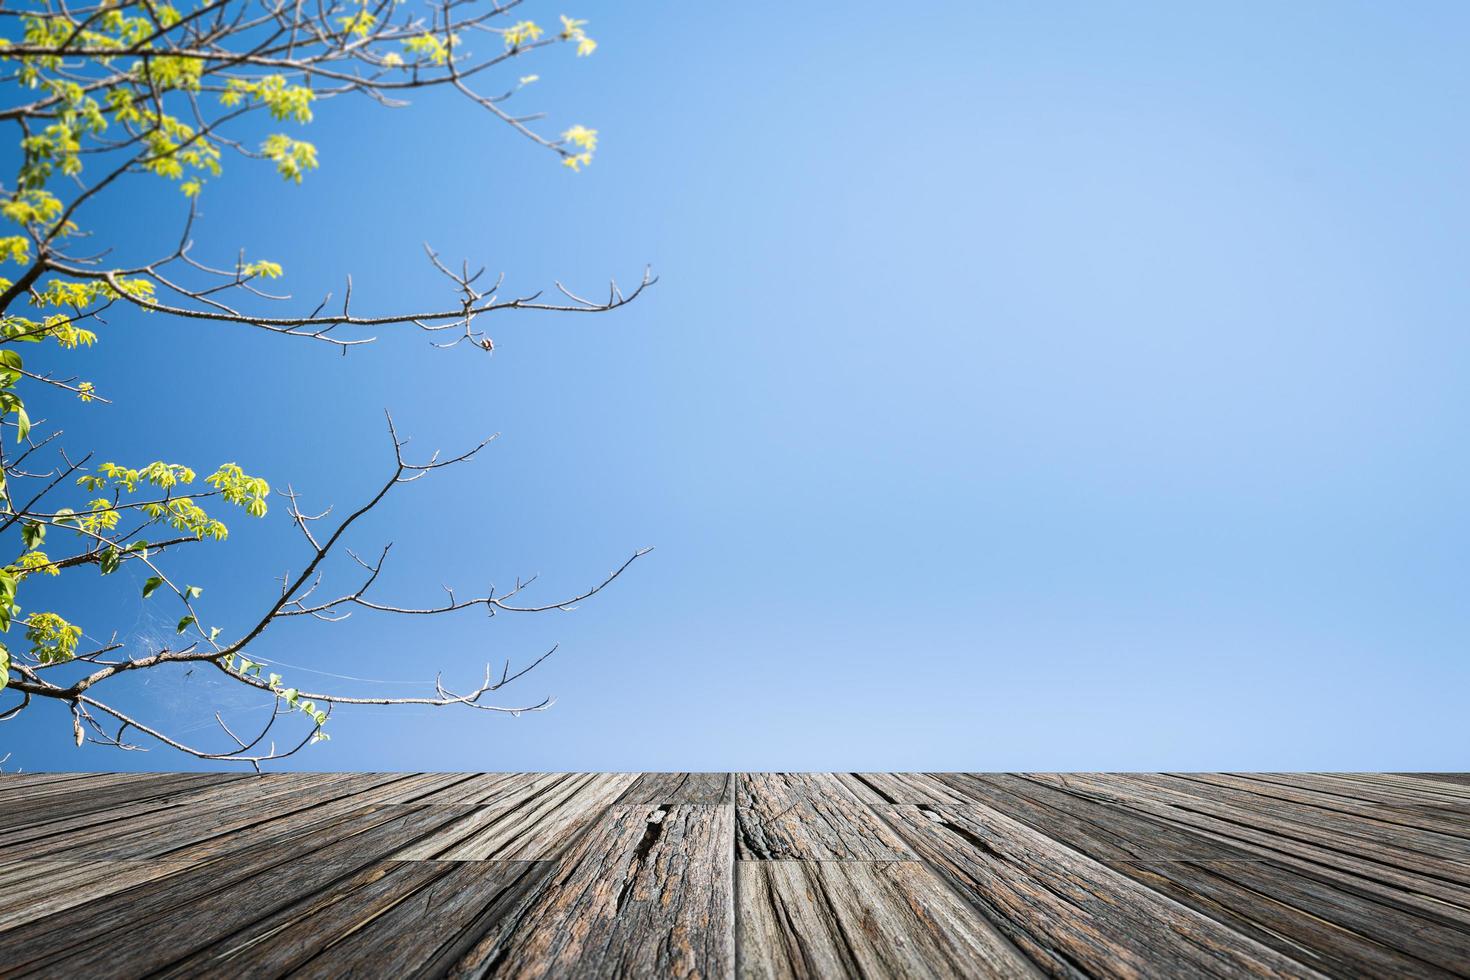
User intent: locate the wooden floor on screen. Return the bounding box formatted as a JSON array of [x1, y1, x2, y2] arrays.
[[0, 773, 1467, 977]]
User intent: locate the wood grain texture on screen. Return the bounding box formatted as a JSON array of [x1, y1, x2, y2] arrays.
[[834, 772, 974, 805], [880, 803, 1323, 978], [1177, 772, 1470, 842], [0, 772, 1466, 978], [1122, 859, 1470, 978], [0, 772, 412, 863], [737, 861, 1039, 979], [0, 802, 477, 974], [1139, 773, 1470, 864], [391, 772, 637, 861], [1245, 772, 1470, 809], [455, 804, 735, 978], [0, 773, 249, 834], [0, 858, 195, 932], [160, 860, 553, 979], [1404, 773, 1470, 789], [618, 771, 734, 805], [737, 773, 913, 861], [935, 773, 1255, 862], [1022, 772, 1470, 923]]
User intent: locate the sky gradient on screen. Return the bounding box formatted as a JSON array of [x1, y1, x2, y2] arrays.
[[8, 1, 1470, 771]]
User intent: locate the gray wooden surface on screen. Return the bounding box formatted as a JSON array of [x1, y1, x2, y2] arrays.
[[0, 772, 1466, 977]]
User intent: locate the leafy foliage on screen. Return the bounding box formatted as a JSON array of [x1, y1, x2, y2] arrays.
[[0, 0, 649, 765]]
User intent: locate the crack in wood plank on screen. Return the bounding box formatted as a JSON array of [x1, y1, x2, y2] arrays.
[[737, 774, 913, 862]]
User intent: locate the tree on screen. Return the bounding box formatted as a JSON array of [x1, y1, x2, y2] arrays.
[[0, 0, 652, 766]]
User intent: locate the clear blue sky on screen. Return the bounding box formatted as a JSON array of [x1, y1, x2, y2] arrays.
[[9, 1, 1470, 771]]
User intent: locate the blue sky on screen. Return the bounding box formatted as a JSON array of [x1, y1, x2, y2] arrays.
[[8, 1, 1470, 771]]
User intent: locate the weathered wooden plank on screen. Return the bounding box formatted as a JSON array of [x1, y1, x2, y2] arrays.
[[0, 770, 237, 794], [1331, 773, 1470, 802], [737, 860, 1040, 979], [392, 772, 637, 860], [0, 859, 196, 932], [409, 771, 573, 806], [925, 779, 1470, 975], [0, 771, 163, 799], [1, 772, 1467, 977], [292, 862, 552, 978], [0, 772, 102, 793], [618, 772, 734, 804], [1122, 860, 1470, 978], [151, 859, 454, 976], [0, 801, 390, 949], [347, 772, 491, 804], [0, 772, 173, 803], [882, 804, 1322, 978], [1400, 773, 1470, 790], [1180, 773, 1470, 843], [19, 855, 404, 977], [0, 772, 382, 860], [0, 772, 250, 831], [1244, 773, 1470, 809], [833, 772, 974, 805], [446, 804, 735, 978], [934, 773, 1254, 862], [738, 773, 913, 861], [0, 803, 475, 973], [1021, 773, 1470, 931], [125, 773, 464, 865], [1151, 774, 1470, 862], [154, 860, 551, 978], [1, 772, 474, 864], [0, 771, 300, 846]]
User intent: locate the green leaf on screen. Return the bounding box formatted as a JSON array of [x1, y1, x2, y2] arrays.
[[98, 547, 120, 576], [209, 626, 221, 642], [176, 615, 196, 634], [0, 641, 9, 692], [184, 585, 202, 599], [14, 404, 29, 443], [142, 576, 163, 598], [20, 522, 43, 549]]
